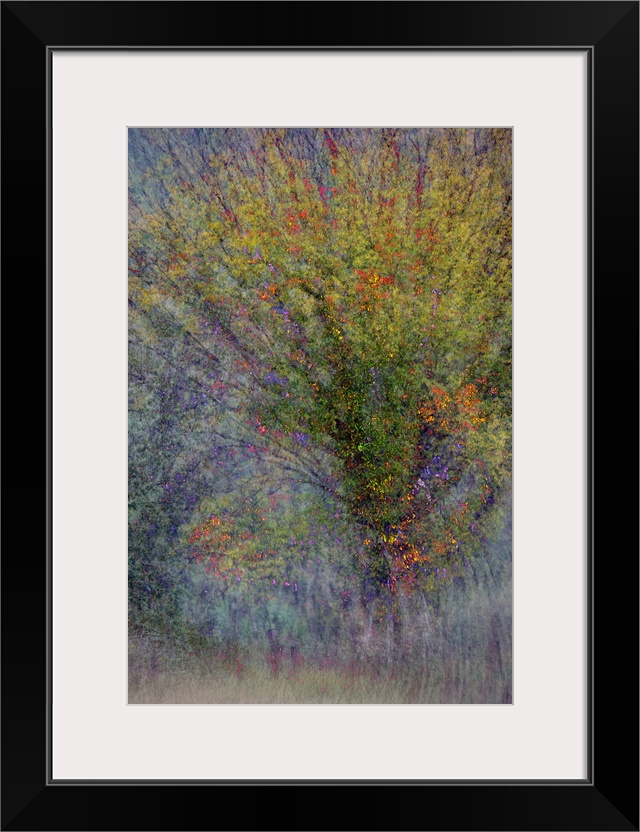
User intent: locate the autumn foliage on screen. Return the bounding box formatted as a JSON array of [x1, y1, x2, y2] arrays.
[[129, 128, 511, 630]]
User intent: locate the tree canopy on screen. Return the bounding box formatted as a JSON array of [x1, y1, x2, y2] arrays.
[[129, 127, 511, 629]]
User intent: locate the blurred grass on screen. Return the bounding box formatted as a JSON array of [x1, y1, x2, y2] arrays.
[[129, 586, 511, 705], [130, 514, 511, 705], [129, 651, 510, 704]]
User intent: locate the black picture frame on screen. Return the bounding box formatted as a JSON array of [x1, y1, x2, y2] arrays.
[[2, 2, 638, 830]]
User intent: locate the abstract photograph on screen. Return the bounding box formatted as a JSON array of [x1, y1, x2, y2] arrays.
[[128, 128, 512, 704]]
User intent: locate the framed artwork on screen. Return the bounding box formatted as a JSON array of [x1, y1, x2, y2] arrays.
[[3, 2, 637, 830]]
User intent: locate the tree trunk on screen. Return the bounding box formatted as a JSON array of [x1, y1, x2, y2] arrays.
[[382, 543, 394, 667]]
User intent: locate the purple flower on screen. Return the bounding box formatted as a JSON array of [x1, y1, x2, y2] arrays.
[[264, 371, 288, 386]]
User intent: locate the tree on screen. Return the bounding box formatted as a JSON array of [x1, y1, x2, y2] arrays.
[[129, 127, 512, 624]]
